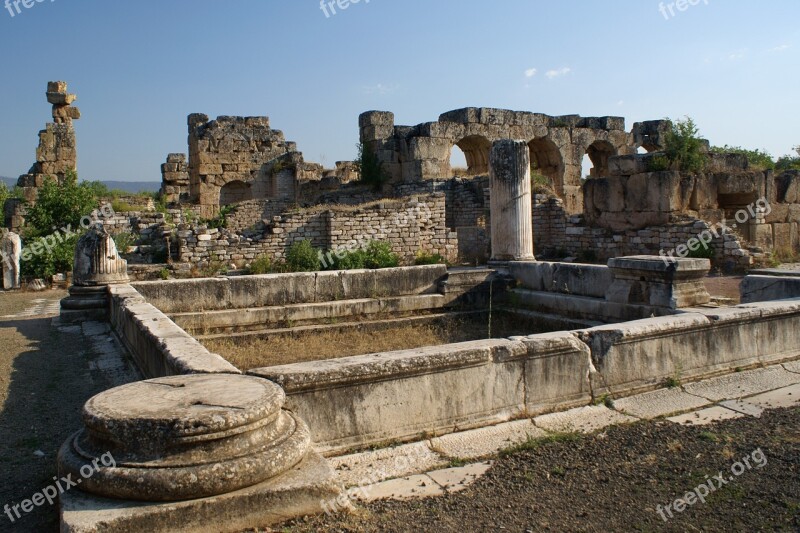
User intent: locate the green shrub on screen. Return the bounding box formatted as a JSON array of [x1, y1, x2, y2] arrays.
[[776, 146, 800, 171], [647, 155, 671, 172], [663, 117, 707, 173], [355, 143, 389, 189], [112, 232, 136, 253], [159, 268, 171, 280], [248, 255, 273, 275], [686, 241, 715, 260], [23, 170, 99, 239], [286, 240, 321, 272], [362, 241, 399, 269], [414, 250, 446, 265], [202, 205, 235, 229], [326, 248, 367, 270], [711, 145, 775, 170], [20, 233, 78, 279]]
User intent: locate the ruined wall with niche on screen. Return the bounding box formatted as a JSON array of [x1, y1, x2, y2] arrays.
[[359, 107, 639, 214]]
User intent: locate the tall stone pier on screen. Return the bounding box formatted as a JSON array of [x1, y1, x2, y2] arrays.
[[490, 139, 535, 262]]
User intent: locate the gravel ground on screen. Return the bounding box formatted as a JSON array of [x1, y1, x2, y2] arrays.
[[278, 408, 800, 532], [0, 291, 132, 532]]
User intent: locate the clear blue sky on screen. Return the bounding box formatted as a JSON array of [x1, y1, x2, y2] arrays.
[[0, 0, 798, 183]]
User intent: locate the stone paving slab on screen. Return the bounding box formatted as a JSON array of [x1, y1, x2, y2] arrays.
[[427, 462, 493, 493], [683, 366, 800, 401], [667, 405, 744, 426], [533, 405, 638, 434], [614, 387, 711, 419], [429, 420, 545, 460], [719, 399, 765, 417], [355, 474, 444, 502], [784, 361, 800, 374], [329, 441, 446, 488], [744, 383, 800, 410]]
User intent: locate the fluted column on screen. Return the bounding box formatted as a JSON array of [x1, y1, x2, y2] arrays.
[[490, 139, 535, 261]]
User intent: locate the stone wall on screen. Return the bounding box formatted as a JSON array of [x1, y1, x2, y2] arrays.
[[160, 153, 189, 204], [176, 194, 456, 266], [360, 107, 638, 213], [186, 114, 300, 216]]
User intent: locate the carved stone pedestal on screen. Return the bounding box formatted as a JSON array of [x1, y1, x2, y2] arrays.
[[58, 374, 341, 532], [606, 256, 711, 309], [60, 223, 129, 323]]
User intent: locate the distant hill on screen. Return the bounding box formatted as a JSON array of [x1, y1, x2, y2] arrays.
[[0, 176, 161, 195]]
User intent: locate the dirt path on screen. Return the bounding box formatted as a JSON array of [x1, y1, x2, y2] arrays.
[[280, 407, 799, 532], [0, 291, 139, 532]]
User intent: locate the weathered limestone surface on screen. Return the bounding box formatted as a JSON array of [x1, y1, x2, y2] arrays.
[[508, 260, 612, 298], [72, 224, 130, 286], [606, 256, 711, 308], [741, 272, 800, 303], [489, 140, 535, 262], [58, 374, 341, 531], [108, 284, 240, 378], [1, 230, 22, 290]]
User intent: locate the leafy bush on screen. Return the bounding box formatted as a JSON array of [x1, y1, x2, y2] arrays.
[[710, 145, 775, 170], [663, 117, 707, 173], [686, 241, 715, 260], [647, 155, 671, 172], [323, 240, 400, 271], [23, 170, 99, 238], [20, 233, 78, 279], [112, 232, 136, 253], [0, 182, 12, 213], [355, 142, 389, 189], [248, 255, 273, 275], [286, 239, 321, 272], [414, 250, 446, 265], [776, 146, 800, 171], [362, 241, 399, 269]]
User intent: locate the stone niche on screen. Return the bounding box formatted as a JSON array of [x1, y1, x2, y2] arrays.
[[58, 374, 341, 532]]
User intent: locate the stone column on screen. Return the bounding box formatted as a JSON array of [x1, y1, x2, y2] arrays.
[[1, 231, 22, 290], [490, 139, 535, 262], [60, 223, 129, 322]]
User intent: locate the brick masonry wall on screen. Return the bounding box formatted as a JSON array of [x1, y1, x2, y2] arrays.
[[176, 194, 457, 265]]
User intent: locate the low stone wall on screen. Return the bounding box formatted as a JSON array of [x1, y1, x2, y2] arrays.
[[250, 332, 592, 454], [132, 265, 448, 314], [176, 194, 457, 265], [248, 298, 800, 453], [741, 271, 800, 303], [108, 284, 240, 378], [508, 261, 613, 298]]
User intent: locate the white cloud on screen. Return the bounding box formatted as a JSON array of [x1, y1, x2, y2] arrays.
[[361, 83, 397, 95], [524, 68, 537, 78], [728, 52, 745, 61], [770, 44, 790, 52], [545, 67, 571, 80], [616, 100, 625, 106]]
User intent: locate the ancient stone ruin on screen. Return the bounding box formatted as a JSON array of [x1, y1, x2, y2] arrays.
[[4, 81, 80, 230]]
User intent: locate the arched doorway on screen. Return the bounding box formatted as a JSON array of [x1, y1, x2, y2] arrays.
[[451, 135, 492, 177], [528, 138, 564, 194]]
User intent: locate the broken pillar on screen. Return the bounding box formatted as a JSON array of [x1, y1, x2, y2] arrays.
[[606, 256, 711, 309], [489, 139, 535, 262], [1, 230, 22, 290], [60, 223, 129, 322], [58, 374, 341, 531]]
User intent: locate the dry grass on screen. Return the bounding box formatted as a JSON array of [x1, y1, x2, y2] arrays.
[[203, 319, 485, 370]]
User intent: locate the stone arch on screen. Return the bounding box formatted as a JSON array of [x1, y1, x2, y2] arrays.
[[585, 140, 617, 178], [528, 138, 565, 194], [219, 180, 252, 206], [452, 135, 492, 176]]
